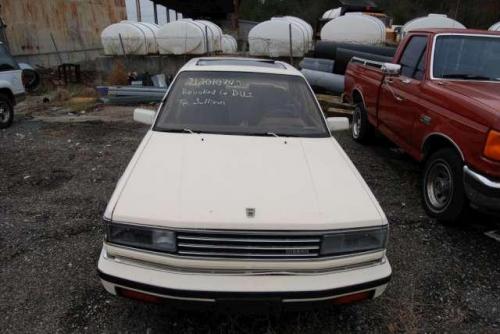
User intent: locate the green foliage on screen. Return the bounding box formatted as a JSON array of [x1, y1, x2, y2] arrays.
[[240, 0, 500, 29]]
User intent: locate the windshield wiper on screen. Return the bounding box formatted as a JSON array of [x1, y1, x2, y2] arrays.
[[442, 73, 494, 81], [156, 128, 202, 134]]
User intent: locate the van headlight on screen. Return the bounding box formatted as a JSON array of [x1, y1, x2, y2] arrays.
[[320, 226, 388, 256], [105, 222, 176, 253]]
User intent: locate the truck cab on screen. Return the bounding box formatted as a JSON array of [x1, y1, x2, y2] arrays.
[[0, 42, 25, 129], [345, 29, 500, 222]]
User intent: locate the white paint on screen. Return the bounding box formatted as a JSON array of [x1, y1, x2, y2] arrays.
[[322, 7, 342, 20]]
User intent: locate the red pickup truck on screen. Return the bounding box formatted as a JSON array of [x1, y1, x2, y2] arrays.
[[344, 29, 500, 222]]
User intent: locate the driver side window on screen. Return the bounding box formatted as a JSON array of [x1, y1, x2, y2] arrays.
[[399, 36, 428, 80]]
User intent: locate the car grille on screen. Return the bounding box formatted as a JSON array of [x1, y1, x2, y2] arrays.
[[176, 231, 322, 259]]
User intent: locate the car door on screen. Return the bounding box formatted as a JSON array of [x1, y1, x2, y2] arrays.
[[377, 35, 429, 154]]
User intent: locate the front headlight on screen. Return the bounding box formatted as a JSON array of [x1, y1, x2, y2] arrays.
[[105, 222, 176, 253], [320, 226, 388, 256]]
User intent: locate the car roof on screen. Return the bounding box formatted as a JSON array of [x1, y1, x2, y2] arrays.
[[410, 28, 500, 36], [179, 57, 303, 76]]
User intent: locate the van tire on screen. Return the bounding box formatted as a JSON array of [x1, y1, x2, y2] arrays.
[[422, 148, 468, 223], [0, 93, 14, 129], [351, 103, 373, 144]]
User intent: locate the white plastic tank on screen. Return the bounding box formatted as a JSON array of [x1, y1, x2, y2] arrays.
[[271, 17, 309, 54], [402, 14, 465, 36], [221, 34, 238, 54], [489, 22, 500, 31], [249, 19, 307, 57], [320, 13, 386, 45], [157, 19, 208, 55], [322, 7, 342, 20], [282, 16, 314, 50], [101, 21, 159, 55], [196, 20, 223, 52]]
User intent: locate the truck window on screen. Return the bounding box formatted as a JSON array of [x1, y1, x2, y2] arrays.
[[433, 35, 500, 81], [0, 44, 19, 71], [399, 36, 428, 80]]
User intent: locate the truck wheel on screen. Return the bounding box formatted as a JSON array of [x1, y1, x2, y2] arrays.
[[0, 94, 14, 129], [351, 103, 373, 144], [422, 148, 468, 223]]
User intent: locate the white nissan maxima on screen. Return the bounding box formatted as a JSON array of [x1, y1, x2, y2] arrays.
[[98, 58, 391, 307]]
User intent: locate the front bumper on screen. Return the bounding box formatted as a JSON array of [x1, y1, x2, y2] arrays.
[[464, 166, 500, 214], [97, 247, 391, 305]]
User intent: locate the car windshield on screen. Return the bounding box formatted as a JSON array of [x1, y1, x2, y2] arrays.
[[154, 71, 329, 137], [433, 35, 500, 81]]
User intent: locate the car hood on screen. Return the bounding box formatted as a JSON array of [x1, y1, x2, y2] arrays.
[[441, 81, 500, 124], [110, 132, 386, 230]]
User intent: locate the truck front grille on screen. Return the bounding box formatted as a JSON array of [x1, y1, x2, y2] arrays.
[[176, 231, 322, 259]]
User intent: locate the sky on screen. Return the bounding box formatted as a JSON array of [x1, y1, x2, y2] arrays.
[[125, 0, 184, 24]]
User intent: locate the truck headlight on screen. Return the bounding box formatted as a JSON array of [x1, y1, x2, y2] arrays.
[[105, 222, 176, 253], [321, 226, 388, 256]]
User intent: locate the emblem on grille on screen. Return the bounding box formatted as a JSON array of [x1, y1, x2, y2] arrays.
[[246, 208, 255, 218]]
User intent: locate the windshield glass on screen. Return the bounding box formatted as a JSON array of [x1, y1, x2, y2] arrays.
[[433, 35, 500, 81], [154, 71, 329, 137]]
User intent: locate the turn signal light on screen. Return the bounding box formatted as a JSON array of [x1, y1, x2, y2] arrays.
[[484, 130, 500, 161]]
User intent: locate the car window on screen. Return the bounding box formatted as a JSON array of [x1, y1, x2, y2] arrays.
[[0, 44, 19, 71], [154, 71, 329, 138], [399, 36, 428, 79], [433, 35, 500, 81]]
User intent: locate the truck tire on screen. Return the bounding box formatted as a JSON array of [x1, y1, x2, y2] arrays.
[[351, 103, 373, 144], [422, 148, 468, 223], [0, 93, 14, 129]]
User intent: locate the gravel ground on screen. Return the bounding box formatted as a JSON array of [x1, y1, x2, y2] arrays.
[[1, 106, 499, 333]]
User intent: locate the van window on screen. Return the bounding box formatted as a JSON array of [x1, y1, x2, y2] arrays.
[[399, 36, 428, 79]]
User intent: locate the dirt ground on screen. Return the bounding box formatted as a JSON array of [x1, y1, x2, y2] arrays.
[[1, 101, 499, 333]]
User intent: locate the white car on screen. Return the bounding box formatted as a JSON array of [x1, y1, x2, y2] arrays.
[[0, 42, 25, 129], [98, 58, 391, 307]]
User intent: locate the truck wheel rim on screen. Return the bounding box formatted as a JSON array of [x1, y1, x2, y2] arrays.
[[0, 102, 9, 124], [352, 108, 361, 138], [426, 161, 453, 211]]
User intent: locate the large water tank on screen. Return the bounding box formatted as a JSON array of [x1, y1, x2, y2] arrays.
[[221, 34, 238, 54], [157, 19, 208, 55], [196, 20, 223, 52], [271, 17, 309, 54], [320, 13, 386, 45], [402, 14, 465, 36], [249, 19, 307, 57], [322, 8, 342, 20], [489, 22, 500, 31], [282, 16, 314, 50], [101, 21, 159, 55]]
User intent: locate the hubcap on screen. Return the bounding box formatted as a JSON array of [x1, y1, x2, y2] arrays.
[[0, 103, 9, 123], [352, 108, 361, 138], [426, 161, 453, 211]]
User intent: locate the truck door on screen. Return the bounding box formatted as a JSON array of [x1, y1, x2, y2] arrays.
[[378, 35, 428, 154]]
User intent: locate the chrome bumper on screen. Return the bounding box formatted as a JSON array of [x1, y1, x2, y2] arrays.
[[463, 166, 500, 214]]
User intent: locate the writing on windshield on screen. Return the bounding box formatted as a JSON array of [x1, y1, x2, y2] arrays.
[[154, 71, 329, 137]]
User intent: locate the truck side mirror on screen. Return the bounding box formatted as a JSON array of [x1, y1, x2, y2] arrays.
[[382, 63, 401, 76], [134, 108, 156, 125]]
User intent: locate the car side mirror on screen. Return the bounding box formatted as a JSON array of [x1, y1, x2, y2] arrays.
[[134, 108, 156, 125], [382, 63, 401, 76], [326, 117, 350, 132]]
